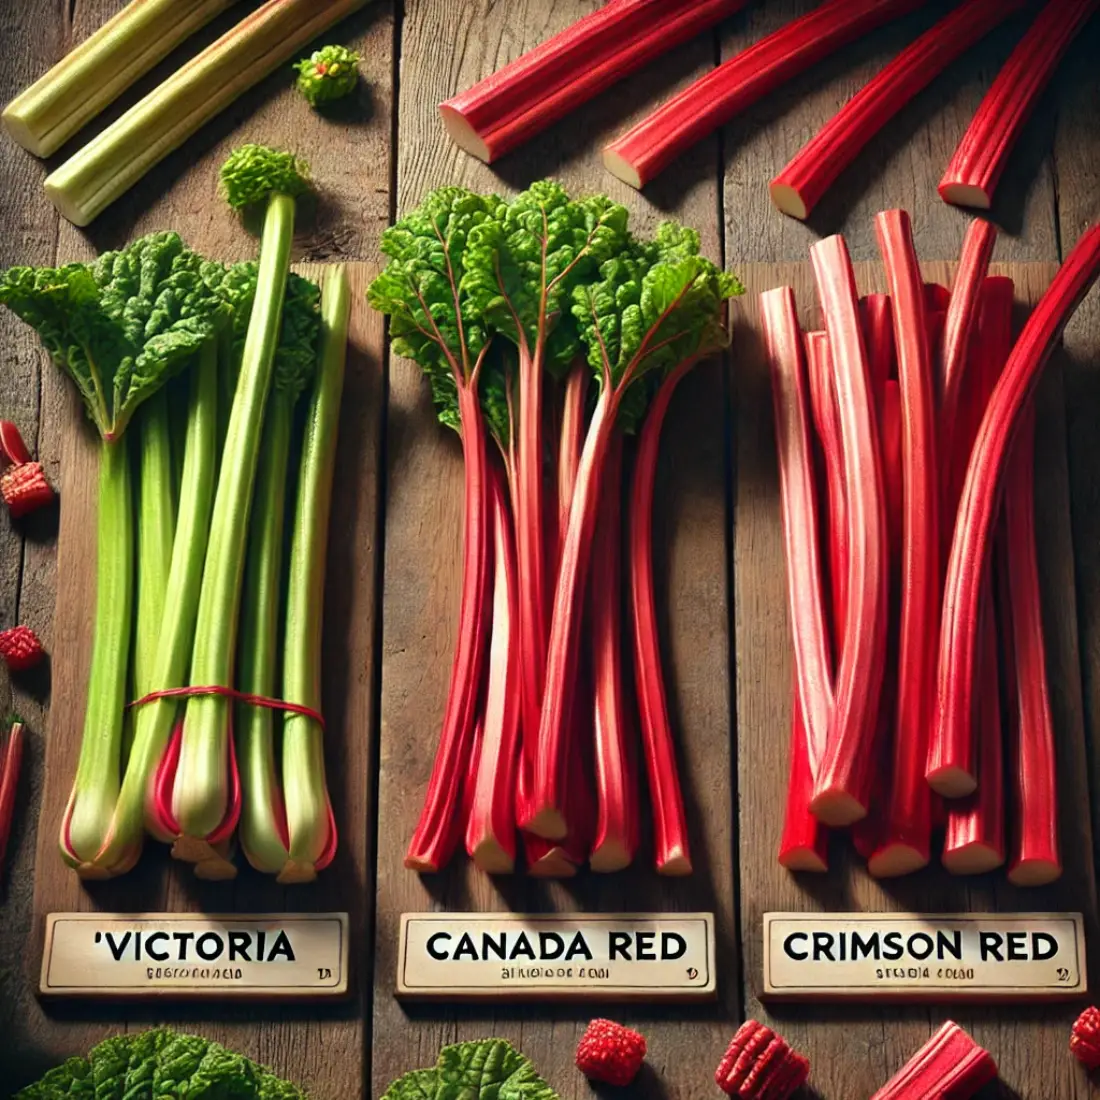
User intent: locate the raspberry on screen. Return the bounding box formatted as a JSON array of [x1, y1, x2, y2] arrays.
[[576, 1018, 647, 1086], [0, 625, 45, 672], [1071, 1006, 1100, 1070], [1, 461, 55, 519], [716, 1020, 810, 1099]]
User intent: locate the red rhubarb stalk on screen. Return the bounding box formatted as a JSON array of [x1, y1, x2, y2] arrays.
[[934, 225, 1100, 797], [769, 0, 1029, 221], [940, 0, 1100, 210], [629, 365, 694, 875], [762, 292, 833, 772], [0, 720, 24, 875], [440, 0, 751, 163], [779, 680, 829, 872], [590, 435, 637, 872], [809, 235, 889, 827], [559, 361, 589, 534], [1002, 402, 1061, 886], [465, 465, 521, 874], [860, 295, 894, 407], [602, 0, 926, 190], [407, 381, 493, 871], [868, 210, 938, 878], [871, 1021, 997, 1100]]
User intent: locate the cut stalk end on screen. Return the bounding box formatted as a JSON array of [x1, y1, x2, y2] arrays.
[[1007, 857, 1062, 888], [526, 847, 578, 878], [524, 805, 568, 841], [938, 180, 992, 210], [769, 182, 809, 221], [590, 837, 633, 874], [809, 789, 867, 829], [868, 843, 929, 879], [405, 853, 443, 874], [438, 105, 491, 162], [276, 860, 318, 885], [657, 846, 693, 877], [1, 105, 49, 157], [43, 174, 96, 228], [778, 848, 828, 874], [602, 147, 643, 191], [942, 841, 1004, 875], [926, 765, 977, 799], [470, 838, 515, 876]]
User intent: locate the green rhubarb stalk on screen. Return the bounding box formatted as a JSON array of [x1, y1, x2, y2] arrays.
[[43, 0, 371, 227], [281, 264, 349, 882], [237, 274, 321, 875], [92, 340, 219, 873], [1, 0, 240, 158], [173, 147, 312, 844]]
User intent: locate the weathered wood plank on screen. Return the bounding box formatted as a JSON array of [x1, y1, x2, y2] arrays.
[[731, 259, 1098, 1098], [373, 2, 735, 1096]]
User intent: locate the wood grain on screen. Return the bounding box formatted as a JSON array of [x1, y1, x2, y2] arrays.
[[373, 2, 736, 1097], [731, 260, 1099, 1099]]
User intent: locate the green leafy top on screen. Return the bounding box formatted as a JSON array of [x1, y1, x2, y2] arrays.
[[0, 231, 227, 441], [220, 145, 312, 211], [380, 1040, 559, 1100], [295, 44, 361, 106]]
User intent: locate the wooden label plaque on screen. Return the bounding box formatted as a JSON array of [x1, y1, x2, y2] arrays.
[[40, 912, 349, 1000], [763, 912, 1086, 1003], [397, 912, 716, 1002]]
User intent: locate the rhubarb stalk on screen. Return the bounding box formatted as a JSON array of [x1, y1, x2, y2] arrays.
[[934, 225, 1100, 797], [0, 721, 25, 876], [440, 0, 751, 163], [940, 0, 1100, 210], [604, 0, 925, 190], [770, 0, 1030, 221], [871, 1022, 997, 1100]]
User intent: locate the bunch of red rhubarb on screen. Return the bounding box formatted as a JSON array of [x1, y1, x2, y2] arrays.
[[768, 210, 1100, 879], [369, 184, 740, 875]]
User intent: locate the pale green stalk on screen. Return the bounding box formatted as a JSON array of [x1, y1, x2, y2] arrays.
[[174, 194, 296, 839], [62, 440, 133, 867], [43, 0, 370, 226], [2, 0, 240, 157], [282, 264, 349, 880], [237, 394, 294, 874]]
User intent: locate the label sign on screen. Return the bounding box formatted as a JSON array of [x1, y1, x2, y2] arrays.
[[41, 913, 349, 1000], [763, 912, 1086, 1002], [397, 912, 716, 1002]]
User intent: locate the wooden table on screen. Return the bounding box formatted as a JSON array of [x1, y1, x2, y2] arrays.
[[0, 2, 1098, 1097]]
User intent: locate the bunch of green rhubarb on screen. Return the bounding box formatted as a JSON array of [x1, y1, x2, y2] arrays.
[[369, 181, 739, 876]]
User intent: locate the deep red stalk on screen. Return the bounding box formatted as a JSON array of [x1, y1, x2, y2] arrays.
[[762, 294, 834, 774], [770, 0, 1030, 221], [0, 721, 25, 874], [406, 382, 493, 872], [602, 0, 926, 189], [779, 680, 829, 872], [929, 228, 1100, 801], [924, 282, 952, 313], [860, 294, 894, 407], [1002, 402, 1061, 886], [590, 435, 637, 872], [809, 235, 889, 827], [629, 364, 694, 875], [465, 465, 521, 874], [940, 0, 1100, 209], [870, 1022, 997, 1100], [559, 361, 589, 534], [868, 210, 938, 878], [440, 0, 752, 163]]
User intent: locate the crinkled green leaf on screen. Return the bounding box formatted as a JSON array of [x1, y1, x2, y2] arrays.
[[220, 145, 311, 211], [150, 1033, 212, 1096], [15, 1057, 95, 1099], [254, 1072, 308, 1100], [379, 1068, 438, 1100], [120, 1027, 175, 1100], [180, 1041, 261, 1098], [434, 1039, 559, 1100], [295, 45, 361, 106], [0, 232, 227, 440], [89, 1035, 131, 1100]]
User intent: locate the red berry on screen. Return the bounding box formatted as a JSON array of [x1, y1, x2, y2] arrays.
[[0, 625, 45, 672], [576, 1018, 647, 1087], [716, 1021, 809, 1099], [1, 461, 55, 519], [1071, 1006, 1100, 1070]]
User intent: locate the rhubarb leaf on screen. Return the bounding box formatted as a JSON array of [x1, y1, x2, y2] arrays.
[[0, 232, 227, 441], [434, 1039, 559, 1100], [88, 1035, 131, 1099], [220, 145, 311, 211], [14, 1057, 95, 1099], [379, 1069, 438, 1100]]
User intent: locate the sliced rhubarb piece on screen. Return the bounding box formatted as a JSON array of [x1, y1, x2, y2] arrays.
[[603, 0, 925, 189], [762, 292, 833, 773], [934, 225, 1100, 798], [871, 1021, 997, 1100], [1002, 402, 1061, 887], [770, 0, 1029, 220], [808, 236, 889, 827], [440, 0, 751, 163], [940, 0, 1100, 209], [590, 435, 637, 873], [716, 1020, 810, 1100], [465, 466, 521, 875], [868, 211, 938, 878]]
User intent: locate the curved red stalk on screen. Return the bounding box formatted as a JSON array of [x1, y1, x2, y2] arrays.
[[559, 362, 589, 534], [762, 292, 833, 774], [940, 0, 1100, 210], [770, 0, 1029, 220], [1002, 402, 1061, 887], [0, 721, 25, 875], [406, 382, 492, 871], [440, 0, 751, 163], [602, 0, 925, 189], [465, 465, 521, 874], [808, 235, 888, 827], [779, 688, 829, 872], [867, 210, 938, 878], [934, 227, 1100, 797], [860, 295, 894, 405], [590, 435, 638, 872], [629, 366, 694, 876]]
